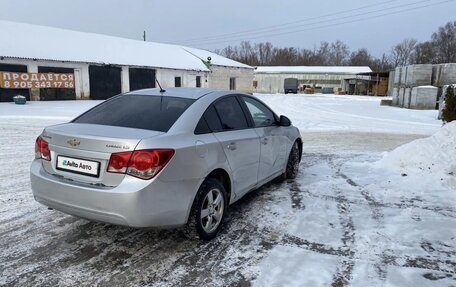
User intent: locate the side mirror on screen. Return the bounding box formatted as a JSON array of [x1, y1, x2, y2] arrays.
[[279, 115, 291, 127]]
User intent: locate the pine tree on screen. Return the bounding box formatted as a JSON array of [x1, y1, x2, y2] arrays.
[[442, 86, 456, 123]]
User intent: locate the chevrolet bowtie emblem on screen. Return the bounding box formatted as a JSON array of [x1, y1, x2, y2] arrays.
[[67, 139, 80, 147]]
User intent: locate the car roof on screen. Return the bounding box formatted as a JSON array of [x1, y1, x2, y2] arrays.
[[126, 88, 221, 100]]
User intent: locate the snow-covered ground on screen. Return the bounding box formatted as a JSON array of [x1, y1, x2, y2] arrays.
[[257, 93, 441, 135], [0, 94, 454, 287]]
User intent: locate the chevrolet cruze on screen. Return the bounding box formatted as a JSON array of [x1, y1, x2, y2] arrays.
[[31, 88, 302, 240]]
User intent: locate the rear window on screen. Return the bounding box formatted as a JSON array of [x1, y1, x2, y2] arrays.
[[73, 94, 194, 132]]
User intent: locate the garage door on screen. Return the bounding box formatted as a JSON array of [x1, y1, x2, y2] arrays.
[[89, 65, 121, 100], [38, 66, 76, 100], [0, 64, 29, 102], [129, 68, 155, 91]]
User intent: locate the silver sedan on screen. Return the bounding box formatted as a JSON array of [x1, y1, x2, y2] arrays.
[[31, 88, 302, 240]]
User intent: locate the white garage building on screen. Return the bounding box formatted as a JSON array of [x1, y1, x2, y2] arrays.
[[254, 66, 372, 94], [0, 21, 253, 102]]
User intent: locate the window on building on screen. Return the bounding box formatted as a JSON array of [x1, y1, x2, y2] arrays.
[[175, 77, 182, 87], [196, 76, 201, 88], [229, 77, 236, 90]]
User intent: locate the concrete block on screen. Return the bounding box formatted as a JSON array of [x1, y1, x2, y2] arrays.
[[432, 65, 440, 86], [404, 64, 433, 87], [393, 67, 401, 85], [433, 63, 456, 86], [398, 87, 406, 107], [380, 99, 393, 106], [410, 86, 438, 110], [398, 88, 404, 107], [403, 88, 412, 108], [400, 66, 407, 85], [392, 87, 399, 106]]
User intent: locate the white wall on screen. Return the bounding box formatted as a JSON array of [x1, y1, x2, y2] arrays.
[[208, 66, 254, 93], [155, 66, 254, 93], [155, 69, 208, 89]]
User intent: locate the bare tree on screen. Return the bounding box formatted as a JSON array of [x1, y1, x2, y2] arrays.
[[238, 41, 257, 65], [255, 42, 274, 66], [349, 48, 373, 66], [215, 22, 456, 68], [380, 53, 393, 70], [219, 45, 238, 60], [431, 21, 456, 63], [297, 49, 318, 65], [315, 41, 330, 65], [371, 53, 393, 71], [270, 47, 299, 66], [390, 38, 418, 67], [413, 41, 436, 64], [329, 40, 349, 66]]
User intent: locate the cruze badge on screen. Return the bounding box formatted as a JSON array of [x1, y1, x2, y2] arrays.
[[67, 139, 80, 147]]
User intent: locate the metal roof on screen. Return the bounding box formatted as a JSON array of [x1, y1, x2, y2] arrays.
[[255, 66, 372, 74]]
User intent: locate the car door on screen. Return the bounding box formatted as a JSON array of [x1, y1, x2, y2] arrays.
[[210, 96, 260, 198], [240, 96, 288, 182]]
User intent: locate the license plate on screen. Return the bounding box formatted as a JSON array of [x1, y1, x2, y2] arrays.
[[56, 156, 100, 177]]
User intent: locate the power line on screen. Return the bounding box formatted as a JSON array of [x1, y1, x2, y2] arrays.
[[175, 0, 454, 47], [169, 0, 400, 44], [179, 0, 436, 45]]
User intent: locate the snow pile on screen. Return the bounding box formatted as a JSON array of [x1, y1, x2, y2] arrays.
[[376, 121, 456, 181]]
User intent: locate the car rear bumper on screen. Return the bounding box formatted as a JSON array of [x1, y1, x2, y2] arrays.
[[30, 159, 203, 228]]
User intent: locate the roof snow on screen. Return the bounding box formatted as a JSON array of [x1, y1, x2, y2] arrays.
[[182, 46, 252, 69], [0, 20, 252, 71], [255, 66, 372, 74]]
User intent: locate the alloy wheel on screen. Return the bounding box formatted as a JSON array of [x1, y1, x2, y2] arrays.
[[200, 188, 224, 233]]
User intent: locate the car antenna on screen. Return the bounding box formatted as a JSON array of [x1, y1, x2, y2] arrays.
[[156, 79, 166, 93]]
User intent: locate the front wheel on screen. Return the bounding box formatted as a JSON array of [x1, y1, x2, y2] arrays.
[[284, 141, 300, 179], [185, 178, 227, 241]]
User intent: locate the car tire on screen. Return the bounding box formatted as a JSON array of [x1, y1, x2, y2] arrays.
[[284, 141, 300, 179], [184, 178, 227, 241]]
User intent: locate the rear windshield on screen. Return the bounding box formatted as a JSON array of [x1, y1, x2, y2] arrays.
[[73, 94, 195, 132]]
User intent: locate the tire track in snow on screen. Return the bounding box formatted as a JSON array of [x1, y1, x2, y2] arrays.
[[278, 156, 456, 280], [336, 168, 389, 282], [325, 157, 357, 286]]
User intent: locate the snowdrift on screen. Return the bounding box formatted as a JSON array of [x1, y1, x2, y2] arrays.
[[377, 121, 456, 180]]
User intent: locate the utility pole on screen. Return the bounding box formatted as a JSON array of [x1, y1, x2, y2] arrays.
[[143, 30, 146, 41]]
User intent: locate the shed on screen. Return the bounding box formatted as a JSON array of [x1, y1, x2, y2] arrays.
[[254, 66, 372, 94]]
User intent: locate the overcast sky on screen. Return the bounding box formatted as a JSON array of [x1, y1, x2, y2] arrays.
[[0, 0, 454, 57]]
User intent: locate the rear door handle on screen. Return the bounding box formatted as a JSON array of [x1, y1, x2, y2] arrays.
[[261, 138, 268, 145], [227, 142, 237, 151]]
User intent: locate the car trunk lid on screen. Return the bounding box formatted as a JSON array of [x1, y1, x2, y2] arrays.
[[40, 123, 164, 186]]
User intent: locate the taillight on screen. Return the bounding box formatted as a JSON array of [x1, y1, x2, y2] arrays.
[[107, 149, 174, 180], [35, 136, 51, 161], [107, 152, 131, 173]]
